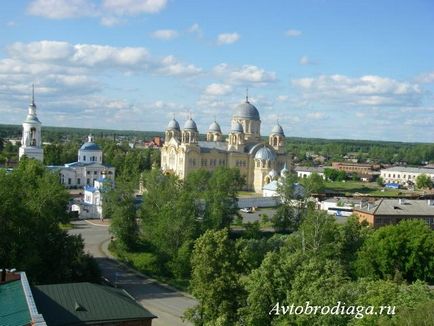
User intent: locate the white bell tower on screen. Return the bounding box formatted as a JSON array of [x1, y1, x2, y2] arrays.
[[19, 85, 44, 162]]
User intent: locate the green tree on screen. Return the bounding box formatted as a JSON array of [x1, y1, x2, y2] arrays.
[[272, 173, 306, 232], [185, 229, 245, 326], [376, 176, 384, 186], [355, 219, 434, 283], [300, 172, 325, 195], [0, 159, 99, 284], [416, 173, 432, 189]]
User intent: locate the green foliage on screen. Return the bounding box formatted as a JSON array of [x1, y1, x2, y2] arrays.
[[0, 159, 99, 284], [324, 168, 347, 181], [185, 229, 245, 326], [376, 176, 384, 186], [416, 173, 433, 189], [300, 172, 325, 195], [355, 219, 434, 283], [272, 173, 306, 232]]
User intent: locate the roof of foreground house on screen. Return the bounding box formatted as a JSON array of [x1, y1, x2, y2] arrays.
[[32, 282, 156, 326]]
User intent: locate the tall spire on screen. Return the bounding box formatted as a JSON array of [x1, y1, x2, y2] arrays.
[[245, 87, 249, 102], [31, 83, 35, 106]]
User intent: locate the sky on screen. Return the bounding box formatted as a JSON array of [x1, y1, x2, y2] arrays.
[[0, 0, 433, 142]]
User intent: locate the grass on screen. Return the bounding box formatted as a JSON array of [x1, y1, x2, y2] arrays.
[[108, 241, 190, 292], [59, 223, 73, 230], [324, 181, 419, 197]]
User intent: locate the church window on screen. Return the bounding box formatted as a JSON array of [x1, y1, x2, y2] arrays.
[[83, 156, 86, 161], [87, 178, 90, 185], [68, 178, 71, 185], [87, 171, 90, 175], [94, 171, 98, 175], [77, 178, 81, 185]]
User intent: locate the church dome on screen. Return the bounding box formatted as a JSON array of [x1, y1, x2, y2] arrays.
[[271, 123, 284, 136], [80, 135, 101, 151], [184, 118, 198, 131], [231, 121, 244, 133], [268, 169, 278, 178], [208, 121, 221, 133], [233, 99, 260, 120], [166, 118, 180, 130], [255, 147, 276, 161], [80, 142, 101, 151], [280, 163, 289, 176]]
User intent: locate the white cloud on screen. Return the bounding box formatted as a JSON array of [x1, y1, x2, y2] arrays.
[[151, 29, 179, 40], [299, 55, 315, 65], [217, 33, 240, 45], [214, 63, 277, 85], [292, 74, 422, 107], [204, 83, 232, 96], [27, 0, 98, 19], [157, 55, 202, 76], [27, 0, 167, 25], [102, 0, 167, 15], [188, 23, 202, 37], [286, 29, 302, 37], [415, 72, 434, 84], [276, 95, 288, 102], [307, 111, 327, 120]]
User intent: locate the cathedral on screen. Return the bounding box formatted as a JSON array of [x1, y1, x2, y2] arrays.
[[161, 96, 291, 193]]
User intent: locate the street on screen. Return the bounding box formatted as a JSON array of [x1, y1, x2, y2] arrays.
[[69, 220, 196, 326]]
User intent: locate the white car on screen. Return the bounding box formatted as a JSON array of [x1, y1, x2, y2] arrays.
[[240, 207, 253, 213]]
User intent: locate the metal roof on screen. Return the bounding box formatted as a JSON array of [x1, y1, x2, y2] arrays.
[[208, 121, 222, 133], [233, 100, 260, 120], [166, 118, 180, 130], [356, 199, 434, 216], [183, 118, 198, 131], [295, 166, 325, 173], [255, 147, 276, 161], [0, 280, 31, 326], [270, 123, 284, 136], [32, 282, 155, 326], [79, 142, 101, 151], [381, 166, 434, 174]]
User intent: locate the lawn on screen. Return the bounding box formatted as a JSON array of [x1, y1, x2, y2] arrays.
[[324, 181, 415, 197]]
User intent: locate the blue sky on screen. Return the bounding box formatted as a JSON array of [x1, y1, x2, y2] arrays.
[[0, 0, 433, 142]]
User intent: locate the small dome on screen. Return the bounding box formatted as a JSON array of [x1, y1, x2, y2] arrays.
[[208, 121, 221, 133], [271, 123, 285, 136], [80, 142, 101, 151], [268, 169, 278, 178], [167, 118, 180, 130], [25, 114, 41, 124], [231, 121, 244, 133], [184, 118, 198, 131], [233, 99, 260, 120], [255, 147, 276, 161]]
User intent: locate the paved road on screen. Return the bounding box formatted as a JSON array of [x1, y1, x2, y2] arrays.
[[70, 220, 196, 326]]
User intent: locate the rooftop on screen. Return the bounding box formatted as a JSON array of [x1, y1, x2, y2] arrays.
[[32, 282, 156, 326], [295, 166, 325, 173], [381, 166, 434, 174], [0, 279, 31, 326], [356, 199, 434, 216]]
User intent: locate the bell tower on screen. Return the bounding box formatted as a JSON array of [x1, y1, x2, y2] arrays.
[[19, 85, 44, 162]]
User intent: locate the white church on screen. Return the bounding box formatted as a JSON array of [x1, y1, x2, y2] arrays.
[[18, 87, 115, 219]]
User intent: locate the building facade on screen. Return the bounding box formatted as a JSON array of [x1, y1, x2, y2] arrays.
[[161, 97, 291, 193], [380, 166, 434, 185], [353, 199, 434, 229], [48, 135, 115, 188], [295, 166, 325, 179], [19, 87, 44, 162]]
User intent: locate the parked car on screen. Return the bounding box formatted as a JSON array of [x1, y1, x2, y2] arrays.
[[240, 207, 253, 213]]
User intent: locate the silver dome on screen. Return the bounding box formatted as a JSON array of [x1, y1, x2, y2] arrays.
[[271, 123, 284, 136], [208, 121, 221, 133], [268, 169, 278, 178], [231, 121, 244, 133], [233, 100, 260, 120], [255, 147, 276, 161], [167, 118, 180, 130], [184, 118, 198, 131]]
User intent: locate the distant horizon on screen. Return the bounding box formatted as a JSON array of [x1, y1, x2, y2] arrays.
[[1, 1, 433, 141], [1, 122, 431, 145]]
